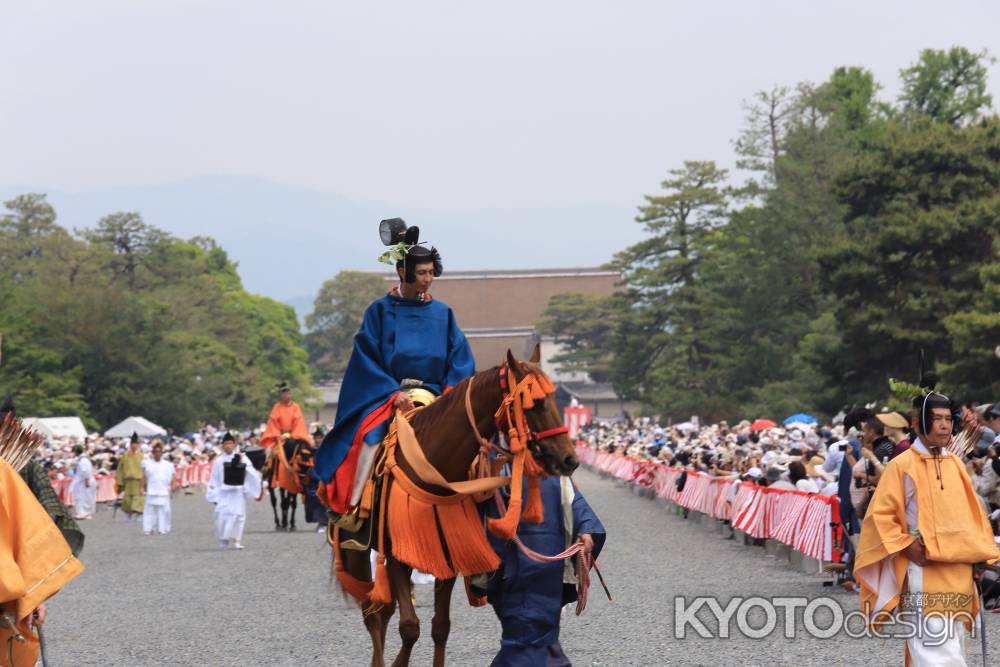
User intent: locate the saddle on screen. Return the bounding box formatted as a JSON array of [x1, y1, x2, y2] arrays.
[[335, 445, 386, 551], [335, 385, 438, 551]]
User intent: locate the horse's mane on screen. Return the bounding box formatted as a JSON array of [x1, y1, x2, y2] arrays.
[[408, 366, 501, 438]]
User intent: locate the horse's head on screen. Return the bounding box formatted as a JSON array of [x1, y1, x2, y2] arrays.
[[506, 347, 579, 476]]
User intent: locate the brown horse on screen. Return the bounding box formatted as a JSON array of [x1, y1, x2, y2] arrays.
[[335, 348, 579, 667]]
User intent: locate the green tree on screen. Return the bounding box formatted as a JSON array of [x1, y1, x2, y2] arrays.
[[304, 271, 386, 381], [536, 292, 624, 383], [0, 194, 313, 431], [899, 47, 994, 125], [82, 212, 168, 288], [820, 117, 1000, 403], [609, 161, 728, 412]]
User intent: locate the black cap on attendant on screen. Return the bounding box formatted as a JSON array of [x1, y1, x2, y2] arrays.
[[0, 396, 14, 417], [222, 431, 236, 443], [130, 431, 139, 444], [312, 426, 326, 438], [276, 381, 291, 393]]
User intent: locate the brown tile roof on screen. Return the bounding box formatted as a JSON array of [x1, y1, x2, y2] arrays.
[[381, 267, 620, 330]]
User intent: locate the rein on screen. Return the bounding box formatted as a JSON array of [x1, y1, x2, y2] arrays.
[[491, 487, 612, 615]]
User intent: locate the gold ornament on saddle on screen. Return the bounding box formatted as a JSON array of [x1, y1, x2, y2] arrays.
[[400, 379, 437, 409]]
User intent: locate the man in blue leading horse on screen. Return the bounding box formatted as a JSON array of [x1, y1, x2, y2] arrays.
[[485, 474, 607, 666], [313, 218, 476, 516]]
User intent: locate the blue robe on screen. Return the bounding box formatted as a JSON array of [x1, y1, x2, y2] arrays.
[[485, 476, 606, 667], [313, 294, 475, 495]]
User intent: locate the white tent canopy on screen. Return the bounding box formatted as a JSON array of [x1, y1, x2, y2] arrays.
[[104, 416, 167, 439], [22, 417, 89, 441]]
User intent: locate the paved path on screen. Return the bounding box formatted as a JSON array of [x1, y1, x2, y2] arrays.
[[45, 468, 996, 666]]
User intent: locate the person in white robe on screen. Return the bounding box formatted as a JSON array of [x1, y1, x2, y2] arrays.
[[205, 432, 262, 549], [141, 442, 176, 535], [70, 445, 97, 519]]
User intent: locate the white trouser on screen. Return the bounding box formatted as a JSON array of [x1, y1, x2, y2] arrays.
[[214, 509, 246, 542], [143, 496, 171, 534], [905, 562, 967, 666]]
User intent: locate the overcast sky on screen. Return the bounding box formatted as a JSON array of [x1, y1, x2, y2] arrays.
[[2, 1, 998, 301]]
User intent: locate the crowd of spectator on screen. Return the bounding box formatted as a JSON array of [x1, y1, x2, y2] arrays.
[[578, 401, 1000, 590], [33, 422, 264, 492]]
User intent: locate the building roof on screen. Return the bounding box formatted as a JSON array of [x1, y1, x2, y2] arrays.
[[382, 266, 620, 330], [432, 267, 620, 280], [559, 382, 621, 402]]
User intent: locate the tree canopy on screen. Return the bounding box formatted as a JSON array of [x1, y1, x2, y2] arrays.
[[0, 196, 311, 431], [541, 46, 1000, 421]]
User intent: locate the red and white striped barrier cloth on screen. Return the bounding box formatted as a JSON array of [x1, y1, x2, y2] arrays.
[[51, 462, 214, 506], [51, 474, 118, 506], [174, 462, 212, 487], [576, 443, 842, 562]]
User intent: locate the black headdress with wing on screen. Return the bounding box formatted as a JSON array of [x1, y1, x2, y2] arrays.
[[378, 218, 442, 282]]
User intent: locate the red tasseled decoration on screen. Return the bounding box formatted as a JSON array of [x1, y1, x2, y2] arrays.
[[521, 473, 544, 524], [370, 553, 392, 605]]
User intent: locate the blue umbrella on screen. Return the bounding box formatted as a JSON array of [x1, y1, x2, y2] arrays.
[[784, 413, 817, 425]]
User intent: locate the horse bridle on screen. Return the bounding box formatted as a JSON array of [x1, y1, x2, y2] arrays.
[[464, 362, 568, 460]]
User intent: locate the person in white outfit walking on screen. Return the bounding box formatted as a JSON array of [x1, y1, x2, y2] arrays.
[[141, 442, 176, 535], [70, 444, 97, 519], [205, 432, 262, 549]]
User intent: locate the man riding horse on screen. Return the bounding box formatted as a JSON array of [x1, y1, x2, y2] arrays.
[[315, 220, 588, 667], [313, 218, 475, 519], [261, 382, 312, 530]]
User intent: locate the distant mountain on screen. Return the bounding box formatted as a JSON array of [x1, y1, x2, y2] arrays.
[[0, 175, 641, 303]]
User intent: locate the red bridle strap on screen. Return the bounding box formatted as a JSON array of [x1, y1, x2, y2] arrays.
[[532, 426, 569, 441]]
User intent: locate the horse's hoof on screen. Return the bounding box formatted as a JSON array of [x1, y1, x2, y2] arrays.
[[289, 525, 296, 532], [274, 525, 282, 532]]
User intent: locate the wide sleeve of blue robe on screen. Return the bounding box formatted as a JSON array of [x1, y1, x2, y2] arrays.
[[313, 299, 400, 482], [563, 481, 606, 605]]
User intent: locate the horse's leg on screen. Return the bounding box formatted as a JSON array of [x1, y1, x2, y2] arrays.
[[387, 558, 419, 667], [341, 549, 389, 667], [289, 493, 298, 530], [431, 577, 456, 667], [268, 485, 281, 530], [377, 601, 394, 655], [280, 489, 290, 529], [363, 601, 388, 667]]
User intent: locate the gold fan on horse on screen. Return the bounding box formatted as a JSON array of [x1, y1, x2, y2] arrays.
[[330, 347, 579, 667]]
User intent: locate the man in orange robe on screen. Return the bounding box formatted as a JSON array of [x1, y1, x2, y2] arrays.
[[855, 390, 1000, 665], [260, 382, 312, 519], [1, 457, 84, 667], [261, 383, 311, 449]]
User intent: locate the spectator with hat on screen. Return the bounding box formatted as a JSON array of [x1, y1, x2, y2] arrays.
[[874, 411, 911, 459]]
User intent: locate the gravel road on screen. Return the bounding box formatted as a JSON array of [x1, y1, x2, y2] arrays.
[[44, 467, 996, 666]]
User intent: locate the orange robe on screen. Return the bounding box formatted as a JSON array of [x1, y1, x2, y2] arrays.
[[260, 401, 311, 493], [260, 401, 310, 448], [1, 458, 84, 667], [855, 443, 1000, 626]]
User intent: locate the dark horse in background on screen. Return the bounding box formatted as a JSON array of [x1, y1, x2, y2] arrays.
[[260, 436, 312, 530], [335, 348, 580, 667]]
